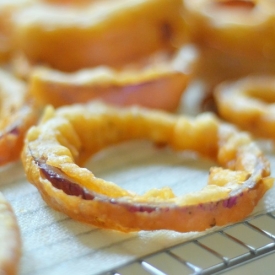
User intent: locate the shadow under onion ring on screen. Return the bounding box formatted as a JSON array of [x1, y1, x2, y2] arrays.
[[21, 102, 273, 232]]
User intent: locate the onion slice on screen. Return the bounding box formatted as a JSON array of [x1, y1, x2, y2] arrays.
[[22, 102, 273, 232]]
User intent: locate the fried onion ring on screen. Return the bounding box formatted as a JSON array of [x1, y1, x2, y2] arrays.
[[0, 192, 21, 275], [28, 45, 198, 111], [183, 0, 275, 59], [21, 102, 273, 232], [0, 0, 34, 63], [214, 75, 275, 141], [0, 69, 37, 166], [12, 0, 186, 72]]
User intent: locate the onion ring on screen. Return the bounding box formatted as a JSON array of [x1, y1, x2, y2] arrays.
[[0, 0, 34, 63], [0, 69, 37, 166], [183, 0, 275, 59], [28, 45, 198, 111], [12, 0, 186, 72], [214, 75, 275, 141], [21, 102, 273, 232], [0, 192, 21, 275]]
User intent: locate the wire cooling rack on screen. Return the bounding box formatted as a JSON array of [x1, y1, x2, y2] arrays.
[[99, 211, 275, 275]]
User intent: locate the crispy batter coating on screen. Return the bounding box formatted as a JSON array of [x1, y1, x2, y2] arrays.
[[28, 45, 198, 111], [0, 69, 38, 166], [0, 192, 21, 275], [21, 102, 273, 232], [215, 75, 275, 141]]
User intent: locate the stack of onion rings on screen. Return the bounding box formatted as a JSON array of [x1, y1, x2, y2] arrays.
[[0, 192, 21, 275], [21, 102, 273, 232]]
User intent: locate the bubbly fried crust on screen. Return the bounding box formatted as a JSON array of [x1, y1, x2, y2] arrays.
[[12, 0, 186, 71], [0, 69, 38, 166], [214, 75, 275, 141], [21, 102, 273, 232], [28, 45, 198, 111], [0, 192, 21, 275]]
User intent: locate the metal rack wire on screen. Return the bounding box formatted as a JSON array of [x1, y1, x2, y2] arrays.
[[99, 211, 275, 275]]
